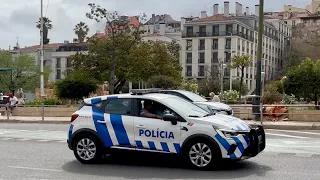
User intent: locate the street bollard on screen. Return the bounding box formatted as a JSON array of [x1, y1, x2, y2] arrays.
[[41, 103, 44, 121], [6, 104, 9, 121]]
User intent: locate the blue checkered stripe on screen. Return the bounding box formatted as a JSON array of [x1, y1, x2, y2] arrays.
[[135, 140, 181, 153], [214, 134, 250, 159]]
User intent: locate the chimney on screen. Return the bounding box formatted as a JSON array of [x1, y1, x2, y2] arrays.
[[255, 5, 259, 16], [201, 11, 207, 18], [213, 4, 219, 15], [224, 1, 229, 16], [181, 17, 186, 31], [246, 7, 249, 16], [236, 2, 242, 16], [239, 3, 242, 15]]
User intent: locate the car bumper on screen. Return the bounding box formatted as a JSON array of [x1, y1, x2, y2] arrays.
[[240, 125, 266, 159], [67, 139, 73, 150]]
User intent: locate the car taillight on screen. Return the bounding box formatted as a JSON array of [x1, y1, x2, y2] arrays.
[[71, 114, 79, 122]]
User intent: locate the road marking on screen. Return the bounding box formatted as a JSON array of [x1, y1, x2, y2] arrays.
[[1, 138, 13, 140], [37, 139, 51, 142], [57, 140, 66, 143], [18, 130, 29, 132], [265, 133, 309, 139], [7, 166, 63, 172], [18, 139, 31, 141], [267, 129, 320, 135]]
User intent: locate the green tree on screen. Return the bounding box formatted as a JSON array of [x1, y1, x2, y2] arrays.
[[0, 52, 52, 93], [284, 57, 320, 106], [36, 17, 52, 44], [85, 3, 146, 94], [55, 71, 97, 100], [73, 21, 89, 42], [147, 75, 179, 89], [229, 55, 252, 100]]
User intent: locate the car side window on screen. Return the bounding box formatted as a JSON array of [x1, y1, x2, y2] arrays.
[[104, 99, 132, 115]]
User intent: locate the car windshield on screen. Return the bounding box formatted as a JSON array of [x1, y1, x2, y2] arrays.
[[163, 97, 209, 117], [178, 91, 208, 102]]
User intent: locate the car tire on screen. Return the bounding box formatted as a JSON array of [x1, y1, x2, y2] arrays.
[[181, 138, 221, 170], [72, 134, 103, 164]]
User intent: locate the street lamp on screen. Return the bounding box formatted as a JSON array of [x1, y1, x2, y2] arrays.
[[220, 63, 227, 93]]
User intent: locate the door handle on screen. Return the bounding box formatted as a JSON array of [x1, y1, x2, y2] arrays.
[[97, 120, 107, 124], [136, 125, 146, 129]]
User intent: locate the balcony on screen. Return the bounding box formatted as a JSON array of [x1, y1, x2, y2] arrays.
[[182, 30, 255, 42]]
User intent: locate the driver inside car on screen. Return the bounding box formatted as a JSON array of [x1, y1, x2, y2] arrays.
[[140, 100, 163, 120]]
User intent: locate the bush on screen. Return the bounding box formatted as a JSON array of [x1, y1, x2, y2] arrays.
[[179, 79, 198, 93], [25, 99, 61, 105], [55, 79, 97, 100], [282, 94, 297, 104], [218, 90, 240, 103], [147, 75, 179, 89]]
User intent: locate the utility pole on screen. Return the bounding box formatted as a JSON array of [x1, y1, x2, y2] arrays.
[[254, 0, 264, 120], [40, 0, 45, 100]]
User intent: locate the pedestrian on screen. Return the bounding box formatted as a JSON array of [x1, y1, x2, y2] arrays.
[[0, 91, 3, 105], [209, 92, 220, 102], [16, 88, 25, 105], [6, 93, 18, 116]]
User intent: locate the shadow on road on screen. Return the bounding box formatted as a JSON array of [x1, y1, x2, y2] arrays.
[[62, 151, 271, 179]]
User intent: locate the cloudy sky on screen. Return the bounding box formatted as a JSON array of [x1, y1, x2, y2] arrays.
[[0, 0, 309, 49]]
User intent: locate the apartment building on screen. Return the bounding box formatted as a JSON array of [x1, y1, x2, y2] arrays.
[[180, 2, 292, 93]]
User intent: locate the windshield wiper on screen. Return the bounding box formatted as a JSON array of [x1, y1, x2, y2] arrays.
[[189, 115, 200, 118], [203, 113, 212, 117]]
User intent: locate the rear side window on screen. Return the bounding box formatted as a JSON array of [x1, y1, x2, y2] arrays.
[[104, 99, 132, 115]]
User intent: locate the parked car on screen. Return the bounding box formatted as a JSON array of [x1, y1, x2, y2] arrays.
[[155, 90, 234, 115]]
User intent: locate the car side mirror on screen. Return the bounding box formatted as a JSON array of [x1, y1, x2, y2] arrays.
[[163, 114, 178, 125]]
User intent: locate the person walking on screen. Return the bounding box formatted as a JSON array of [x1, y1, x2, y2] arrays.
[[209, 92, 221, 102]]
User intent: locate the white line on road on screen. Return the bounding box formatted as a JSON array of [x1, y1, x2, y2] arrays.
[[266, 133, 310, 139], [7, 166, 63, 172], [18, 139, 31, 141], [267, 129, 320, 135], [37, 139, 51, 142], [1, 138, 13, 140]]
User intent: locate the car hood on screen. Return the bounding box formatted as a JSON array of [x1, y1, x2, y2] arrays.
[[189, 114, 250, 131], [194, 101, 232, 111]]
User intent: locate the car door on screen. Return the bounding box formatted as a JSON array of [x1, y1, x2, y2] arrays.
[[94, 98, 135, 148], [133, 99, 182, 154]]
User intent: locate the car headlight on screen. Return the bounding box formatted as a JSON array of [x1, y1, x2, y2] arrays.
[[212, 125, 239, 138]]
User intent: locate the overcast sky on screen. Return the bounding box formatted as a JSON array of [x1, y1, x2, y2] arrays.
[[0, 0, 309, 49]]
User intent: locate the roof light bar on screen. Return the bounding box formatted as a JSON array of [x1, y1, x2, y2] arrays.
[[130, 88, 161, 95]]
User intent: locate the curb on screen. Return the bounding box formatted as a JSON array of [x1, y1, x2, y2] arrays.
[[0, 120, 69, 124], [249, 123, 320, 130]]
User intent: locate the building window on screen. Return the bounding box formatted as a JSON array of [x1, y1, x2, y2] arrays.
[[56, 58, 61, 68], [186, 65, 192, 77], [186, 53, 192, 64], [198, 52, 205, 63], [212, 39, 218, 49], [198, 65, 205, 76], [186, 27, 193, 37], [56, 69, 61, 80], [226, 38, 231, 49], [186, 40, 192, 50], [225, 52, 231, 63], [212, 52, 218, 63], [66, 58, 71, 68], [199, 39, 205, 50], [213, 25, 219, 36], [292, 20, 296, 26], [226, 24, 233, 35], [199, 26, 206, 37]]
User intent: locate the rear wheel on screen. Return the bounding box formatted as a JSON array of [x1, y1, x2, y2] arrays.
[[181, 138, 221, 170], [73, 134, 103, 164]]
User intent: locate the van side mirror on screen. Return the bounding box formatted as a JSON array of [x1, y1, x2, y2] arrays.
[[163, 114, 178, 125]]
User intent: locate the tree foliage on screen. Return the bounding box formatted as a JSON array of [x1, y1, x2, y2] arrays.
[[229, 55, 252, 100], [55, 71, 98, 100], [73, 21, 89, 42], [284, 58, 320, 105], [36, 17, 52, 44], [0, 52, 51, 93], [147, 75, 180, 89]]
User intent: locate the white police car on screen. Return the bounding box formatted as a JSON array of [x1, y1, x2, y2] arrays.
[[67, 89, 265, 170]]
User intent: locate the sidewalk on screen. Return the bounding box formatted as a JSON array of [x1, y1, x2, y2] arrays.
[[0, 116, 319, 130]]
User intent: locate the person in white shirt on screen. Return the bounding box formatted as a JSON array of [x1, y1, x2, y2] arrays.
[[209, 92, 221, 102], [7, 93, 18, 115]]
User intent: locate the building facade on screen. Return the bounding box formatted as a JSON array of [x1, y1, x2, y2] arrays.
[[180, 2, 292, 93]]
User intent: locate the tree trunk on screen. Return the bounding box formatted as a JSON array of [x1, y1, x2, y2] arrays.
[[239, 66, 245, 101], [114, 79, 126, 94]]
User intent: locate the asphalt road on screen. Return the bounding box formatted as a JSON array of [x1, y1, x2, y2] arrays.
[[0, 123, 320, 180]]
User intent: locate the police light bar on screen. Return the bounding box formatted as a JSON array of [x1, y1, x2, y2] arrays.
[[130, 88, 161, 95]]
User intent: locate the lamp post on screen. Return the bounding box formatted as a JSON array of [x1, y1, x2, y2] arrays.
[[40, 0, 45, 100], [261, 72, 265, 98], [221, 63, 227, 93]]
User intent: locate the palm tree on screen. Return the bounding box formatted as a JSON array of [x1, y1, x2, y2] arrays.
[[36, 17, 53, 44], [73, 22, 89, 42], [229, 55, 252, 100]]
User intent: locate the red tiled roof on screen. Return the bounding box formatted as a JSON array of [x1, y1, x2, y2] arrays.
[[191, 14, 231, 22]]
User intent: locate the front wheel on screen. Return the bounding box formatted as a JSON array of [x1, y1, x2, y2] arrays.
[[181, 139, 221, 170], [73, 134, 103, 164]]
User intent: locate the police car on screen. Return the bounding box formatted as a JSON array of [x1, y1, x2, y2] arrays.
[[67, 89, 265, 170]]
